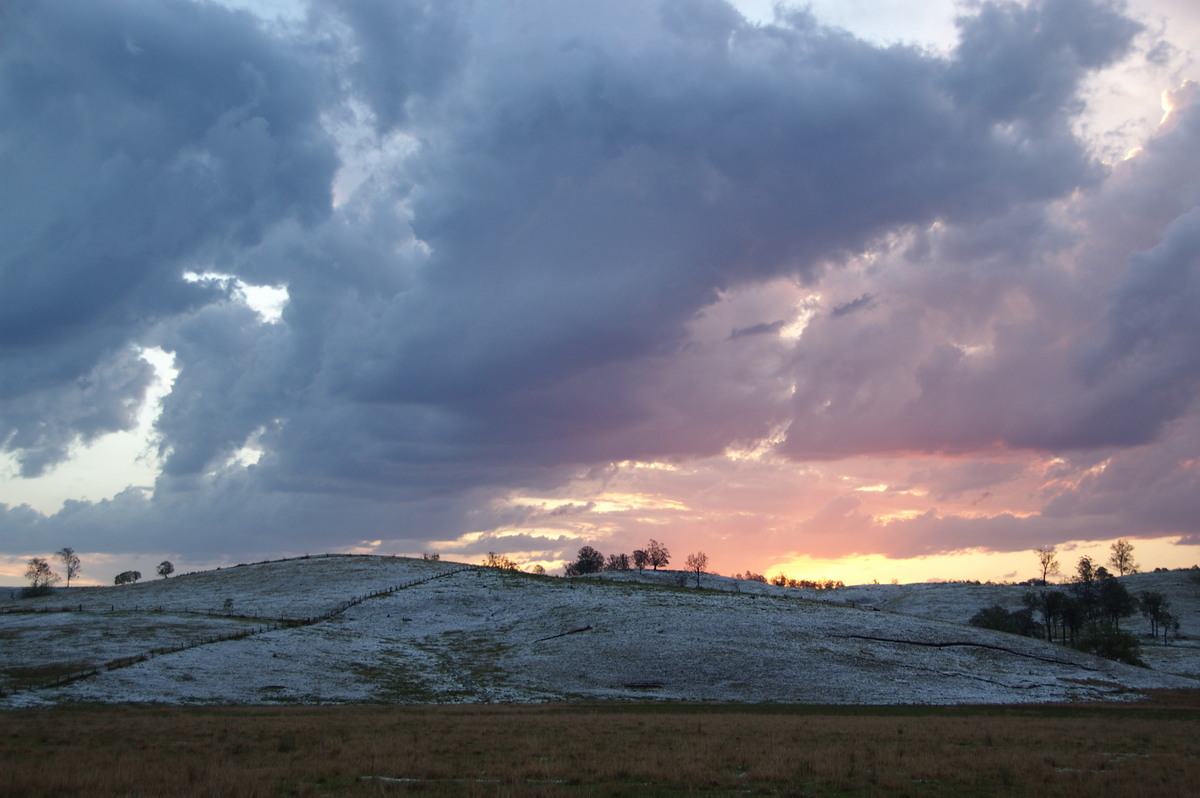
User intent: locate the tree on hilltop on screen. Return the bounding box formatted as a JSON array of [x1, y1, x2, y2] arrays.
[[646, 539, 670, 570], [1108, 539, 1138, 576], [684, 552, 708, 588], [56, 547, 81, 587], [114, 570, 142, 585], [482, 552, 519, 570], [157, 560, 174, 579], [565, 546, 604, 576], [1034, 546, 1059, 584], [23, 557, 59, 597], [605, 553, 631, 571], [632, 549, 649, 572]]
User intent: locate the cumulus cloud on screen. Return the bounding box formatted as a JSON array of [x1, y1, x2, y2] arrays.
[[2, 0, 1198, 573]]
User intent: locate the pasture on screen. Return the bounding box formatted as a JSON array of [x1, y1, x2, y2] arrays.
[[4, 693, 1199, 796]]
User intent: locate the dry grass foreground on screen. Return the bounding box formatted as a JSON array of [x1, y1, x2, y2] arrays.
[[4, 692, 1199, 797]]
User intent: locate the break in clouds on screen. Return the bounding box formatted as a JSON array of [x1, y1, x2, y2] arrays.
[[2, 0, 1199, 569]]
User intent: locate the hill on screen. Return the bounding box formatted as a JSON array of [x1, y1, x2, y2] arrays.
[[2, 556, 1197, 707]]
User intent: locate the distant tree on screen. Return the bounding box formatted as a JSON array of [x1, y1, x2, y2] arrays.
[[565, 546, 605, 576], [422, 552, 440, 561], [1073, 627, 1143, 666], [482, 552, 519, 570], [770, 573, 788, 587], [1034, 546, 1059, 584], [646, 539, 670, 570], [1138, 591, 1171, 639], [1060, 595, 1087, 644], [1075, 556, 1095, 583], [114, 570, 142, 585], [738, 571, 767, 583], [604, 553, 631, 571], [1097, 578, 1136, 630], [1094, 566, 1112, 580], [632, 549, 649, 572], [56, 547, 81, 588], [969, 605, 1039, 637], [1108, 539, 1138, 576], [528, 564, 546, 576], [157, 560, 174, 579], [684, 552, 708, 588], [1072, 556, 1098, 621], [23, 557, 59, 597]]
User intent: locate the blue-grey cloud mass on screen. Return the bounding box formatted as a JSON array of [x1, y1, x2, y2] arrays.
[[2, 0, 1199, 571]]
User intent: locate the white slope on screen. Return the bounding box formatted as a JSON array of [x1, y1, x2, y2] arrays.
[[1, 556, 1196, 708]]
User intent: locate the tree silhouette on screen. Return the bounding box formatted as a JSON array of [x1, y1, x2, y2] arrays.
[[56, 548, 81, 588], [646, 540, 670, 570], [1108, 539, 1138, 576], [684, 552, 708, 588], [565, 546, 604, 576], [24, 557, 59, 596], [1034, 546, 1059, 584]]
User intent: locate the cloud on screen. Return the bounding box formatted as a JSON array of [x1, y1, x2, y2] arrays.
[[0, 0, 338, 475], [3, 0, 1198, 572]]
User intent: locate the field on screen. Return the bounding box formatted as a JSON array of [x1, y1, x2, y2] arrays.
[[4, 557, 1200, 796], [3, 556, 1198, 707], [4, 694, 1200, 797]]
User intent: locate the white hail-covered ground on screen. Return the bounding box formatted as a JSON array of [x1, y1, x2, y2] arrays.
[[1, 556, 1196, 708]]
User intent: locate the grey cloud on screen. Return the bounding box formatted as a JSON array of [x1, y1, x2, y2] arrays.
[[831, 294, 875, 318], [320, 0, 467, 131], [947, 0, 1142, 127], [730, 321, 786, 339], [4, 0, 1181, 563], [0, 0, 338, 473], [0, 348, 154, 477], [779, 76, 1200, 461]]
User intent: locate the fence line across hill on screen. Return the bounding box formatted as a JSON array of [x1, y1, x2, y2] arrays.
[[4, 566, 476, 696]]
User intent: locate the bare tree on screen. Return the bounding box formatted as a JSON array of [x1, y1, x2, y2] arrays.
[[24, 557, 60, 597], [684, 552, 708, 588], [56, 547, 81, 588], [1034, 546, 1059, 584], [1108, 539, 1138, 576], [1138, 590, 1171, 639], [605, 553, 631, 571], [157, 560, 175, 579], [646, 539, 670, 571], [482, 552, 519, 570]]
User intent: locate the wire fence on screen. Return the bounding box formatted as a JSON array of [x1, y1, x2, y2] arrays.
[[4, 566, 475, 695]]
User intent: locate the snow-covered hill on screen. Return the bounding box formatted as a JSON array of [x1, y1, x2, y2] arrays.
[[2, 556, 1196, 707]]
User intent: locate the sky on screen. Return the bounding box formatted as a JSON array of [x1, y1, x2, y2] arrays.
[[3, 0, 1200, 586]]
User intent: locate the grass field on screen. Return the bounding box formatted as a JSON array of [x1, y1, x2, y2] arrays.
[[3, 691, 1199, 796]]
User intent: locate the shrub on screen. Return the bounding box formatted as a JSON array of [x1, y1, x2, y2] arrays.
[[1072, 628, 1144, 667], [969, 605, 1039, 637]]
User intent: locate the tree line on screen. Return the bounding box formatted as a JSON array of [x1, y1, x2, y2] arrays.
[[19, 549, 176, 597], [563, 540, 672, 576], [970, 541, 1180, 666]]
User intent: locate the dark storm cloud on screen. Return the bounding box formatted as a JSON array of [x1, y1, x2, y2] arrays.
[[299, 0, 1134, 459], [0, 0, 338, 475], [7, 0, 1191, 563]]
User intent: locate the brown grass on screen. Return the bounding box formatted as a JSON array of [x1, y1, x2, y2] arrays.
[[2, 691, 1199, 797]]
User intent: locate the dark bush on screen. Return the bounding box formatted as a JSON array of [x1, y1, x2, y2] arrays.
[[969, 605, 1039, 637]]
